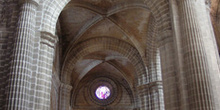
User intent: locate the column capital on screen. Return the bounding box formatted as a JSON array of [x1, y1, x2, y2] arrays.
[[40, 31, 59, 48], [19, 0, 39, 6]]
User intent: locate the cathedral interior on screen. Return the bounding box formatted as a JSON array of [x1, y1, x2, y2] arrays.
[[0, 0, 220, 110]]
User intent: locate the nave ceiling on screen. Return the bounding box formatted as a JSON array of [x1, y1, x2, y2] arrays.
[[56, 0, 153, 107]]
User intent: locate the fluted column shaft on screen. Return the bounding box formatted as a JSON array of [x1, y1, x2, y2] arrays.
[[0, 1, 20, 109], [59, 83, 72, 110], [6, 1, 37, 110], [34, 32, 58, 109], [178, 0, 218, 109]]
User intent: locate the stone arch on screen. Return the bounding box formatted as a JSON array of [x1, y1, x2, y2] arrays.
[[61, 37, 147, 86], [40, 0, 70, 34]]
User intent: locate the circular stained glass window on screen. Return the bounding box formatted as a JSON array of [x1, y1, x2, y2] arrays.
[[95, 86, 110, 99]]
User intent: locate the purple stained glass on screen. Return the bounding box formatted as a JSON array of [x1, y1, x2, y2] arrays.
[[95, 86, 110, 99]]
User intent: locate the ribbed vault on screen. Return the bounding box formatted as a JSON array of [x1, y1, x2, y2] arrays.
[[52, 0, 171, 109], [61, 37, 146, 86]]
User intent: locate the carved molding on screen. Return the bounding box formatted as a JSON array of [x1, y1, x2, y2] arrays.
[[137, 81, 163, 91], [40, 31, 59, 48]]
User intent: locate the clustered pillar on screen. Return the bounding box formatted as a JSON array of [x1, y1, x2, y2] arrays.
[[6, 1, 38, 109]]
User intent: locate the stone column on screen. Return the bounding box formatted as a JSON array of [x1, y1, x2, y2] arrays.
[[148, 43, 165, 110], [150, 82, 164, 110], [178, 0, 220, 109], [34, 32, 58, 109], [138, 81, 164, 110], [138, 84, 150, 110], [0, 1, 20, 109], [145, 16, 165, 110], [149, 49, 164, 110], [148, 48, 165, 110], [59, 83, 72, 110], [6, 0, 38, 109], [158, 32, 180, 110]]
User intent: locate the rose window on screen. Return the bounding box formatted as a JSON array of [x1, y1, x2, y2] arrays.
[[95, 86, 110, 99]]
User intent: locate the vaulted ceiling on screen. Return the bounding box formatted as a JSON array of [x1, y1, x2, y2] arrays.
[[57, 0, 151, 89], [56, 0, 153, 107], [59, 0, 151, 54], [54, 0, 220, 108], [56, 0, 220, 100]]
